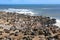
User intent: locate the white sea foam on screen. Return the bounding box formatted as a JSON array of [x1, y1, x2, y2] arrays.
[[0, 8, 35, 16], [55, 19, 60, 28]]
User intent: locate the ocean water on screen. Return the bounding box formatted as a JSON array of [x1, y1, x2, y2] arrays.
[[0, 4, 60, 27], [0, 4, 60, 18]]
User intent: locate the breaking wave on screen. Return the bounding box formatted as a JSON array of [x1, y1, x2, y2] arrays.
[[0, 8, 35, 16], [55, 19, 60, 28]]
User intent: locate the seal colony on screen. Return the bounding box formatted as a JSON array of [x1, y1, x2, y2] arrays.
[[0, 11, 60, 40]]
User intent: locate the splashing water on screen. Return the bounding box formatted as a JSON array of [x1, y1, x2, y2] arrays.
[[55, 19, 60, 28], [0, 8, 35, 16]]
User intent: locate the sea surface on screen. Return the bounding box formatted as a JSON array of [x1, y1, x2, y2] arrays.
[[0, 4, 60, 27]]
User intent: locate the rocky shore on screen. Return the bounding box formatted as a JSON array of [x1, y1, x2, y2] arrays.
[[0, 11, 60, 40]]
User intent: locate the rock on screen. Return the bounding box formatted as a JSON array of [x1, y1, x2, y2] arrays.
[[0, 12, 60, 40]]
